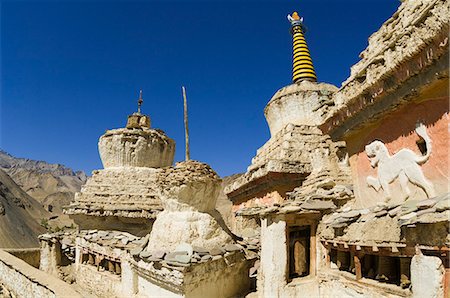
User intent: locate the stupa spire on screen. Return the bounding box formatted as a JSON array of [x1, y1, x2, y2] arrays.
[[126, 90, 151, 129], [137, 90, 143, 114], [287, 12, 317, 83]]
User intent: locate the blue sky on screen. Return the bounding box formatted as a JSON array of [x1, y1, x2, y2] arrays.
[[1, 0, 399, 177]]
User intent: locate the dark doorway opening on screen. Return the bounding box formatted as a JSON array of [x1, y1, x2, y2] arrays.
[[288, 226, 311, 279]]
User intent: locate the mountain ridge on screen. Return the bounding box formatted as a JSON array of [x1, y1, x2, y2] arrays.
[[0, 168, 49, 248]]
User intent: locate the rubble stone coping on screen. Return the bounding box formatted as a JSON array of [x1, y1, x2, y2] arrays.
[[322, 0, 449, 137], [235, 183, 354, 217], [131, 239, 258, 268], [64, 167, 164, 219], [322, 192, 450, 230], [77, 230, 142, 254], [157, 160, 222, 212]]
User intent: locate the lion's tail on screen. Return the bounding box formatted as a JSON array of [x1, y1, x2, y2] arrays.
[[415, 123, 432, 164]]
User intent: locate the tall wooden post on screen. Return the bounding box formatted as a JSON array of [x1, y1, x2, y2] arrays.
[[182, 86, 190, 161]]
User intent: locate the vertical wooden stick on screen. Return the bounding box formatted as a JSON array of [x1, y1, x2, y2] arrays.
[[182, 86, 190, 161]]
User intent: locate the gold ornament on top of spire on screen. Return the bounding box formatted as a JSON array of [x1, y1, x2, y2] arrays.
[[287, 11, 317, 83]]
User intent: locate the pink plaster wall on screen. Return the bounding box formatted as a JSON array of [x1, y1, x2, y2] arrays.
[[347, 97, 449, 208]]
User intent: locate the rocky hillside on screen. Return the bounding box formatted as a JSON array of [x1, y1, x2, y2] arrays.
[[0, 169, 49, 248], [0, 150, 87, 214]]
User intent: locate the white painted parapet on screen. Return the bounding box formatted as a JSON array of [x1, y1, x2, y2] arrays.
[[264, 81, 338, 137], [0, 249, 82, 298], [99, 127, 175, 169], [411, 254, 445, 298], [258, 217, 287, 298]]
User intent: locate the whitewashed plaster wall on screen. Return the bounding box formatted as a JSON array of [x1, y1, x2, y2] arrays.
[[411, 254, 445, 298], [0, 249, 81, 298], [258, 217, 320, 298]]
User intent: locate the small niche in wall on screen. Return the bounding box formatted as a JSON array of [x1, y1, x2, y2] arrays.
[[288, 226, 311, 279], [81, 253, 122, 276], [360, 254, 411, 288], [328, 247, 412, 289]]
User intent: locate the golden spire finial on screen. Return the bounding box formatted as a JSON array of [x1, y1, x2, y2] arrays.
[[287, 11, 317, 83]]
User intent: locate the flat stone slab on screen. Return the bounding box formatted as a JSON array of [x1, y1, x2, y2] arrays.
[[164, 252, 186, 262], [209, 248, 224, 256], [130, 247, 143, 256], [416, 207, 437, 216], [175, 243, 193, 258], [151, 251, 166, 259], [193, 246, 209, 255], [341, 210, 360, 218], [175, 254, 191, 264], [224, 244, 241, 252], [416, 199, 437, 209], [388, 206, 402, 217], [435, 199, 450, 211], [375, 210, 388, 217], [400, 212, 417, 221], [301, 200, 336, 210]]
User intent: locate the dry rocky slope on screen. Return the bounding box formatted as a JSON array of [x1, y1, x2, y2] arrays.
[[0, 150, 87, 215], [0, 168, 49, 248]]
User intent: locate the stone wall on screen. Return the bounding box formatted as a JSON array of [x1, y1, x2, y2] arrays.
[[184, 255, 251, 298], [318, 275, 408, 298], [39, 240, 61, 276], [5, 248, 40, 268], [323, 0, 449, 136], [136, 276, 182, 298], [132, 253, 251, 298], [264, 81, 338, 136], [411, 254, 445, 298], [257, 216, 447, 298], [76, 263, 123, 297], [65, 167, 163, 236], [346, 92, 448, 209], [0, 249, 81, 298], [98, 127, 175, 169]]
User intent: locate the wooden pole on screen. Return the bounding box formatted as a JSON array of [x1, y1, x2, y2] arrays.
[[182, 86, 190, 161]]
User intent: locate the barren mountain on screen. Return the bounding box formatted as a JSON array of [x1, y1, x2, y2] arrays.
[[0, 150, 87, 215], [0, 169, 49, 248]]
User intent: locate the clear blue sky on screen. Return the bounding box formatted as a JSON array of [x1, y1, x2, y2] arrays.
[[1, 0, 399, 177]]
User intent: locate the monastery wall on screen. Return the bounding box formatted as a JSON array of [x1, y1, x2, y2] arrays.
[[5, 248, 40, 268], [321, 0, 449, 209], [0, 249, 81, 298], [346, 95, 449, 208], [76, 264, 123, 297]]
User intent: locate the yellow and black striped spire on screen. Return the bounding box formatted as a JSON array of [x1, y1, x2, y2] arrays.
[[287, 12, 317, 83]]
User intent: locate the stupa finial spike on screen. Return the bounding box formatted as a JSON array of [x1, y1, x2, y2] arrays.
[[137, 89, 143, 114], [287, 11, 317, 83]]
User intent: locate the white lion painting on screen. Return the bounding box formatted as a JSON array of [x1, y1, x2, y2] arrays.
[[365, 123, 435, 202]]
